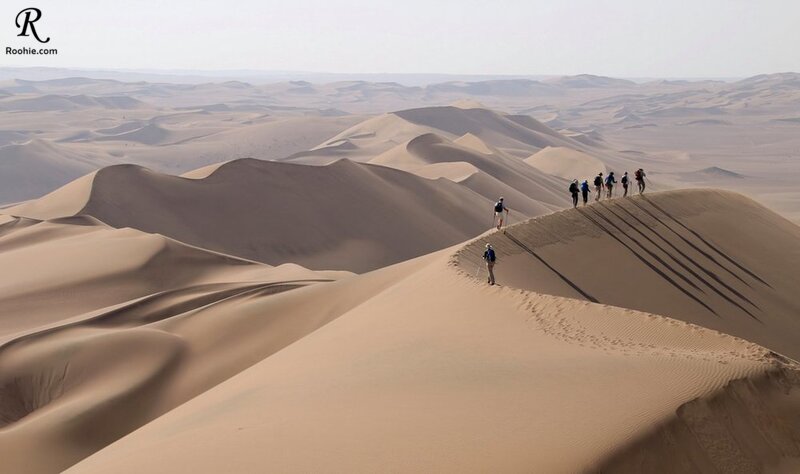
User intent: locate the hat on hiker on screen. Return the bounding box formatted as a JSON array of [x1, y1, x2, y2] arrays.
[[485, 243, 492, 248]]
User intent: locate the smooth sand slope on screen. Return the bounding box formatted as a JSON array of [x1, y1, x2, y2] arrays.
[[61, 190, 800, 473], [6, 159, 498, 273], [0, 216, 353, 473], [525, 145, 607, 180]]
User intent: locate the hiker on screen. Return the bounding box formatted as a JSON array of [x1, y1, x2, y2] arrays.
[[580, 179, 590, 206], [593, 173, 605, 201], [621, 171, 629, 197], [635, 168, 647, 194], [483, 243, 496, 285], [569, 179, 579, 208], [605, 171, 616, 199], [493, 197, 509, 229]]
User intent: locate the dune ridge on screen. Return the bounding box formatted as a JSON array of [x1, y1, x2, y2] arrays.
[[6, 159, 501, 272], [457, 189, 800, 360]]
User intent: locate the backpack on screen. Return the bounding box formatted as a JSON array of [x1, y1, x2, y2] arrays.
[[494, 201, 504, 213], [485, 248, 496, 262], [569, 182, 578, 193], [594, 176, 602, 186], [605, 175, 614, 185], [581, 181, 589, 192], [635, 169, 642, 180], [621, 175, 628, 185]]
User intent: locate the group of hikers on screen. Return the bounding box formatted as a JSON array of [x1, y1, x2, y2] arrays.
[[482, 168, 648, 285], [568, 168, 647, 208]]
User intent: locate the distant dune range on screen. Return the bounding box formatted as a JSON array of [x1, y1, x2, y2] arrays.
[[2, 73, 799, 220]]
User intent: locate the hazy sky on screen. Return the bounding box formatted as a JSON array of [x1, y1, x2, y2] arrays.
[[2, 0, 799, 77]]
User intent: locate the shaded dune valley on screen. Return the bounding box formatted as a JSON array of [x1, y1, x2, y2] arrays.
[[0, 157, 799, 473]]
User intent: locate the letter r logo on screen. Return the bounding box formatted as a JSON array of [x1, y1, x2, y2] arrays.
[[16, 8, 50, 43]]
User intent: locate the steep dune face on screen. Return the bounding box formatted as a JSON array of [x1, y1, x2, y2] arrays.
[[8, 159, 494, 272], [457, 190, 800, 360], [66, 192, 800, 473], [370, 132, 568, 209]]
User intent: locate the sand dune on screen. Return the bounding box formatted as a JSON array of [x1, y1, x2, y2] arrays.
[[0, 94, 142, 112], [525, 145, 607, 180], [370, 133, 568, 208], [290, 105, 589, 165], [6, 159, 496, 272], [0, 214, 333, 339], [546, 74, 637, 88], [0, 215, 350, 473], [458, 190, 800, 360], [0, 140, 111, 204], [63, 189, 800, 474]]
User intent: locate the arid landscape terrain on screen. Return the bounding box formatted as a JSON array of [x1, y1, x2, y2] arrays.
[[1, 69, 799, 472]]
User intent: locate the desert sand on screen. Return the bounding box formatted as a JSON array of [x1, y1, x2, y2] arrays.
[[1, 72, 800, 473], [50, 191, 798, 473]]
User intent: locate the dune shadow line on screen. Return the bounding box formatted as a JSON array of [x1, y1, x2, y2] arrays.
[[503, 230, 599, 303], [639, 195, 772, 288], [603, 203, 761, 321], [577, 208, 718, 316]]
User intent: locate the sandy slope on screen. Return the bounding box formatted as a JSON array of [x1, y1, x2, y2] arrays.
[[59, 190, 800, 473], [0, 216, 348, 473], [5, 159, 496, 273], [525, 145, 608, 180], [0, 215, 336, 340]]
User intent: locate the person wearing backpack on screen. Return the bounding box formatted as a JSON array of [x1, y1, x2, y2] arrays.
[[569, 179, 579, 208], [621, 171, 629, 197], [605, 171, 616, 199], [593, 173, 605, 201], [493, 197, 509, 230], [580, 179, 590, 206], [635, 168, 647, 194], [483, 243, 497, 285]]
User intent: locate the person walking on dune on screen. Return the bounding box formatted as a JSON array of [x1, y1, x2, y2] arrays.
[[580, 179, 590, 206], [635, 168, 647, 194], [593, 173, 605, 201], [483, 243, 497, 285], [493, 197, 509, 230], [605, 171, 616, 199], [569, 179, 579, 208], [621, 171, 629, 197]]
